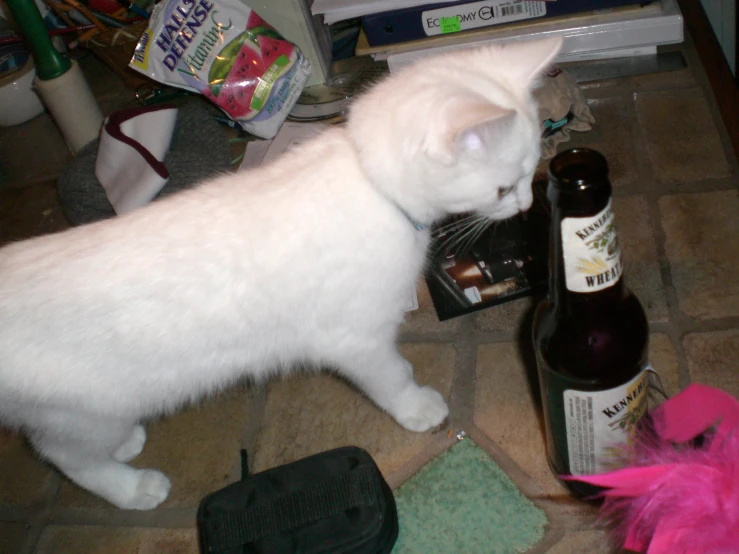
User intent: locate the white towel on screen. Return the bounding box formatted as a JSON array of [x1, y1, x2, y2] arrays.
[[95, 105, 178, 215]]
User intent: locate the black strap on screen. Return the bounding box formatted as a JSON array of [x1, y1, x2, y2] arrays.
[[207, 465, 380, 552], [240, 449, 250, 480]]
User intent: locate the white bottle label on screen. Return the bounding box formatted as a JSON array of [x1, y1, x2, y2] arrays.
[[561, 199, 623, 293], [564, 370, 648, 475]]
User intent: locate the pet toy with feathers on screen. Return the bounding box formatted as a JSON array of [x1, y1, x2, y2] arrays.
[[567, 383, 739, 553]]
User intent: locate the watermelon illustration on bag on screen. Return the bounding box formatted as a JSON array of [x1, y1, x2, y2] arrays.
[[129, 0, 311, 139]]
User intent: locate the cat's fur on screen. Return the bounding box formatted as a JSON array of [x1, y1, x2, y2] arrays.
[[0, 37, 561, 510]]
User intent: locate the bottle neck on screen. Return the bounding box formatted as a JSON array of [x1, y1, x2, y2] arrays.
[[548, 201, 624, 315], [547, 176, 624, 315]]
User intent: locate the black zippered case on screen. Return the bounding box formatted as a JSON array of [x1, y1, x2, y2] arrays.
[[197, 447, 399, 554]]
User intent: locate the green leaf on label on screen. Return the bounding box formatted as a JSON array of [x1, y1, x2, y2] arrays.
[[440, 16, 461, 34], [250, 54, 290, 111]]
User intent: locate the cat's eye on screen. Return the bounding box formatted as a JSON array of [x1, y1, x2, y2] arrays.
[[498, 185, 515, 199]]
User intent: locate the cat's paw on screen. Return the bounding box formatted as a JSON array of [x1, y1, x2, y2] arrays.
[[123, 470, 171, 510], [113, 425, 147, 463], [391, 385, 449, 432]]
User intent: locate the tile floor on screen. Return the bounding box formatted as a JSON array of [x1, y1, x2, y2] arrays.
[[1, 33, 738, 553]]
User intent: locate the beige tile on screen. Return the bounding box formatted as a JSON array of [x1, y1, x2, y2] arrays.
[[577, 76, 627, 92], [635, 88, 731, 183], [0, 430, 52, 506], [570, 54, 694, 94], [560, 97, 638, 189], [659, 191, 739, 319], [649, 333, 681, 399], [615, 196, 668, 323], [55, 385, 254, 509], [0, 181, 70, 246], [252, 344, 454, 476], [0, 113, 72, 186], [548, 529, 626, 554], [474, 296, 536, 334], [0, 523, 30, 554], [629, 67, 695, 91], [683, 330, 739, 396], [34, 526, 198, 554], [400, 279, 460, 334], [473, 342, 568, 497]]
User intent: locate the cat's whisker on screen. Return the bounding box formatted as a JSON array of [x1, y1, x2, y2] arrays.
[[434, 217, 486, 255], [433, 212, 480, 230], [457, 218, 493, 257], [436, 220, 480, 250], [431, 214, 483, 237]]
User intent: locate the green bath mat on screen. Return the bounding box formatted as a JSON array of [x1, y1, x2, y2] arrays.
[[393, 439, 547, 553]]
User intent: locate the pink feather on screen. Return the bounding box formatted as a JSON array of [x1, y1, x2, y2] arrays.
[[567, 384, 739, 554]]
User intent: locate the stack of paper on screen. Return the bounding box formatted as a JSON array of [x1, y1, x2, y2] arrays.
[[312, 0, 454, 24]]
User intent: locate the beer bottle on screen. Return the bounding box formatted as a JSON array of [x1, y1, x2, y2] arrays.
[[533, 148, 649, 498]]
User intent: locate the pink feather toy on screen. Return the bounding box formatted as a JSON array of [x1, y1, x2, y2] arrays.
[[567, 383, 739, 554]]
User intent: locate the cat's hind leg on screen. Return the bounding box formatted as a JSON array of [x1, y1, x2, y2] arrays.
[[112, 424, 147, 463], [333, 344, 449, 432], [28, 413, 170, 510]]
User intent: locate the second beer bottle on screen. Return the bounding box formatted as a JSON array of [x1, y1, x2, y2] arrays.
[[533, 148, 650, 498]]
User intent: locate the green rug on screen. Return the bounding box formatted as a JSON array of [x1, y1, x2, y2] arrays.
[[393, 439, 548, 553]]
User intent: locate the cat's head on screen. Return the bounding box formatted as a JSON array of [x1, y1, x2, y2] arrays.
[[347, 37, 562, 226]]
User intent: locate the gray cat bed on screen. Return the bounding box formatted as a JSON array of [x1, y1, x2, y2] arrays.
[[58, 100, 232, 226]]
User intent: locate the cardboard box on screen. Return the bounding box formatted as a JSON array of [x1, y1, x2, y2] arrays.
[[425, 181, 550, 321]]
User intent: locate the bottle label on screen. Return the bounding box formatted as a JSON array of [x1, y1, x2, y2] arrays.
[[561, 199, 623, 293], [564, 369, 648, 475]]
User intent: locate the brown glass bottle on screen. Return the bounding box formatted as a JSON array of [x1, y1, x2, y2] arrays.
[[533, 148, 649, 499]]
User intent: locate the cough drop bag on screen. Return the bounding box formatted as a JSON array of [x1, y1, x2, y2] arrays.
[[129, 0, 311, 139]]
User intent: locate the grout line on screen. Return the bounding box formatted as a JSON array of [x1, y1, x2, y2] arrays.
[[20, 471, 64, 554], [232, 385, 268, 481], [41, 507, 198, 528], [397, 330, 467, 343], [643, 188, 693, 390], [447, 315, 478, 428]]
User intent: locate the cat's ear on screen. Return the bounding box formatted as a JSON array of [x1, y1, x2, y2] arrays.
[[453, 101, 516, 157], [425, 100, 515, 164], [498, 36, 563, 89]]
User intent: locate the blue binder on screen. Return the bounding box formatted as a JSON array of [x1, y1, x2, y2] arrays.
[[362, 0, 654, 47]]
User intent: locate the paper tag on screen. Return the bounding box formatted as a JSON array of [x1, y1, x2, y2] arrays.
[[564, 369, 648, 475], [440, 16, 461, 34], [561, 199, 623, 293], [422, 1, 546, 37]]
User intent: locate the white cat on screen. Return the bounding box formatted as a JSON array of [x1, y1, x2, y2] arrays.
[[0, 37, 561, 510]]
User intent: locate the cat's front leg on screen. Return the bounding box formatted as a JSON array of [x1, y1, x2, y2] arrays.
[[336, 346, 449, 432]]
